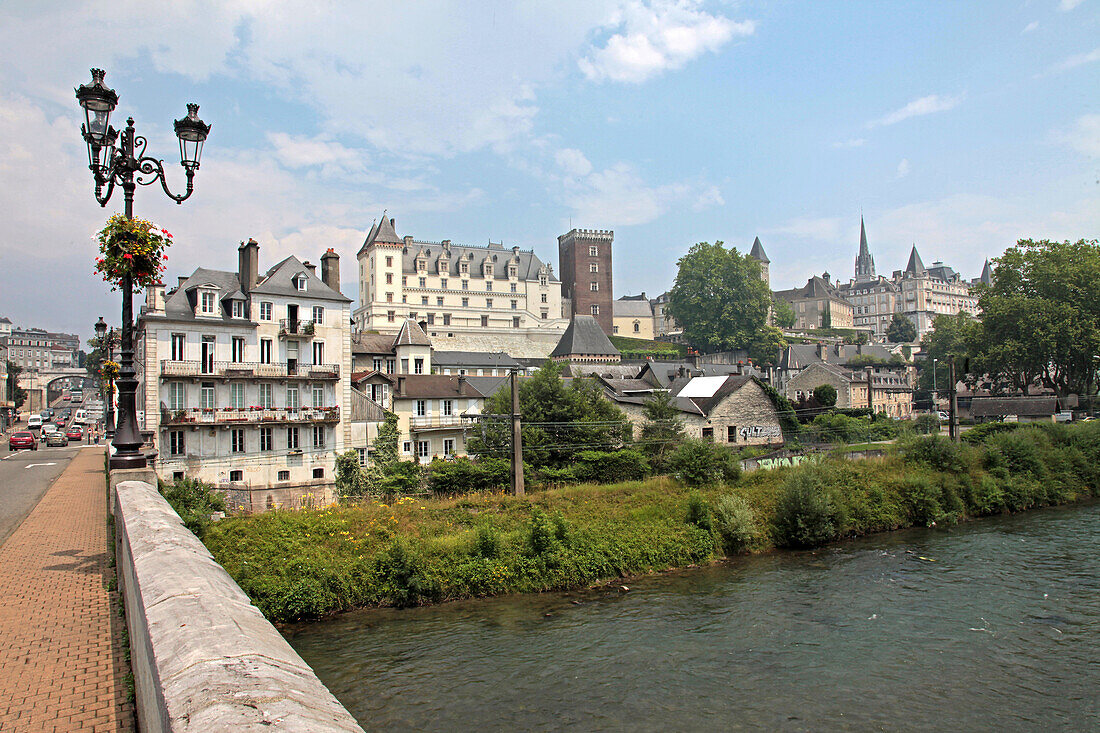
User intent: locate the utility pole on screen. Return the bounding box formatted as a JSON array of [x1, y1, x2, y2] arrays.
[[948, 356, 959, 442], [865, 366, 874, 412], [510, 370, 525, 496]]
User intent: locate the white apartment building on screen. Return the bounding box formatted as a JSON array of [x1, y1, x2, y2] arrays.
[[138, 240, 353, 494], [353, 214, 567, 339]]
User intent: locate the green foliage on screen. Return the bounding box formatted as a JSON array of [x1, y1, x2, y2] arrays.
[[5, 361, 27, 410], [886, 313, 918, 343], [670, 439, 740, 487], [372, 412, 401, 467], [759, 381, 800, 443], [714, 494, 759, 553], [667, 241, 779, 354], [812, 383, 838, 408], [573, 449, 650, 483], [159, 477, 226, 539], [427, 457, 510, 495], [915, 413, 940, 435], [640, 391, 686, 472], [335, 450, 367, 498], [608, 334, 687, 358], [377, 461, 422, 498], [918, 313, 977, 392], [986, 429, 1047, 480], [903, 434, 965, 473], [772, 469, 845, 548], [962, 421, 1021, 445], [772, 297, 796, 329], [685, 492, 713, 532], [473, 524, 502, 559], [527, 506, 558, 555], [375, 540, 440, 608]]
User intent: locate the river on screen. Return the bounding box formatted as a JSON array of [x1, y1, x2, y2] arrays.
[[284, 503, 1100, 731]]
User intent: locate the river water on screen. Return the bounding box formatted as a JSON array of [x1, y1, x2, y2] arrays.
[[285, 504, 1100, 731]]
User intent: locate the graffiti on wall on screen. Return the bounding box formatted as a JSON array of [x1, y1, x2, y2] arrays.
[[755, 454, 822, 471], [739, 424, 783, 441]]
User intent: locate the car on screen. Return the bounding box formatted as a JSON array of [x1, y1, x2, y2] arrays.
[[8, 432, 37, 451], [66, 426, 84, 441], [45, 431, 68, 447], [27, 415, 43, 430], [55, 417, 66, 427]]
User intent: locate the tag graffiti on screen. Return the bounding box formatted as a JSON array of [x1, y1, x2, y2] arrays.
[[739, 425, 783, 440], [756, 454, 821, 471]]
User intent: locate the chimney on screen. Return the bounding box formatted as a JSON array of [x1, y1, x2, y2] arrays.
[[303, 261, 317, 275], [178, 275, 188, 289], [238, 238, 259, 293], [834, 343, 841, 357], [321, 248, 340, 292], [816, 343, 825, 359], [457, 374, 467, 395], [403, 235, 414, 247]]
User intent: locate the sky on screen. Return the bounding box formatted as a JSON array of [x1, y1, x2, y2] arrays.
[[0, 0, 1097, 346]]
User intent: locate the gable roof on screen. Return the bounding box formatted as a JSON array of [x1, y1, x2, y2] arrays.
[[357, 214, 403, 257], [250, 255, 350, 302], [351, 332, 397, 355], [613, 297, 654, 318], [394, 319, 432, 346], [551, 316, 620, 358], [432, 350, 521, 369], [670, 373, 758, 415], [749, 236, 770, 263], [779, 342, 895, 371]]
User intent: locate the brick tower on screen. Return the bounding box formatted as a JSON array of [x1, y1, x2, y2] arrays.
[[558, 228, 614, 334]]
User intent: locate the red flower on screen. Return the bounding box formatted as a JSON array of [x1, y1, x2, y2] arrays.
[[123, 253, 133, 260]]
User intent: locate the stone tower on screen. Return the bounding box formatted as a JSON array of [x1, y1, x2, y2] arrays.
[[855, 217, 876, 282], [558, 228, 614, 334], [749, 236, 770, 288]]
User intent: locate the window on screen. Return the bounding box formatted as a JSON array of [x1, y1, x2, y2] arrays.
[[231, 429, 245, 453], [312, 341, 324, 365], [512, 316, 521, 328], [170, 333, 185, 360], [416, 441, 430, 460], [540, 275, 548, 286], [443, 438, 455, 456], [312, 384, 325, 408], [385, 272, 393, 284], [278, 470, 290, 481], [421, 296, 429, 305], [386, 292, 393, 303], [459, 262, 468, 274], [510, 282, 517, 293], [633, 321, 640, 333], [508, 265, 517, 278], [590, 305, 599, 316], [461, 280, 469, 290], [260, 426, 273, 451], [461, 297, 469, 307], [590, 263, 599, 273], [232, 300, 244, 318], [441, 278, 448, 289], [702, 427, 714, 442], [295, 276, 307, 291], [401, 358, 409, 373], [259, 383, 273, 408], [419, 277, 426, 288], [287, 385, 299, 410], [443, 313, 451, 326], [589, 245, 598, 256], [312, 306, 324, 325], [230, 383, 245, 408], [313, 468, 325, 479], [169, 430, 184, 456], [385, 256, 393, 267], [541, 293, 548, 304], [510, 300, 518, 310], [386, 358, 396, 374], [414, 358, 424, 374], [727, 426, 737, 443], [356, 448, 368, 466], [403, 441, 412, 454], [201, 291, 216, 314], [481, 315, 489, 327], [260, 338, 272, 364], [436, 297, 444, 306], [541, 311, 548, 320], [485, 281, 493, 292], [287, 427, 299, 450], [259, 302, 273, 321], [415, 399, 427, 417], [387, 310, 396, 323], [590, 282, 599, 291], [201, 383, 215, 409], [169, 382, 185, 410], [486, 299, 493, 308], [312, 425, 325, 448], [231, 337, 245, 363], [229, 470, 243, 482]]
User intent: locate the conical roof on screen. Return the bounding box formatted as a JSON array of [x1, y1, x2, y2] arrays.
[[980, 259, 993, 285], [905, 246, 926, 276], [749, 236, 770, 263], [357, 213, 403, 256], [551, 316, 620, 358], [395, 318, 432, 346]]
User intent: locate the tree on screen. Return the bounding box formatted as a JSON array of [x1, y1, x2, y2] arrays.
[[6, 361, 27, 410], [467, 361, 632, 468], [335, 450, 367, 498], [639, 391, 686, 472], [667, 242, 779, 354], [971, 239, 1100, 397], [771, 297, 796, 329], [918, 312, 977, 393], [886, 313, 917, 343], [812, 383, 837, 407], [820, 302, 832, 329]]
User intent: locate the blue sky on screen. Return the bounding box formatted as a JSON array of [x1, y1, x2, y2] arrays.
[[0, 0, 1097, 343]]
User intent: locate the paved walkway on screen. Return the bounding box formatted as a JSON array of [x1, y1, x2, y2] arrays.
[[0, 447, 134, 732]]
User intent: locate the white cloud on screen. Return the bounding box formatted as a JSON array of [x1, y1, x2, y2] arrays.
[[1054, 114, 1100, 157], [560, 161, 708, 226], [555, 148, 594, 177], [867, 93, 965, 128], [832, 138, 866, 149], [692, 185, 724, 211], [1022, 21, 1039, 33], [896, 158, 911, 178], [765, 217, 844, 242], [1052, 47, 1100, 72], [579, 0, 754, 83], [1059, 0, 1086, 11]]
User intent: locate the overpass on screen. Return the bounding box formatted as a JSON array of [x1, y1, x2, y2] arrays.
[[18, 368, 95, 412]]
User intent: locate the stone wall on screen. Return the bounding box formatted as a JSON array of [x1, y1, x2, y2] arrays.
[[112, 479, 363, 732]]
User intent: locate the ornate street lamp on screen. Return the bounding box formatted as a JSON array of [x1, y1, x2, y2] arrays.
[[95, 316, 118, 438], [77, 69, 210, 469]]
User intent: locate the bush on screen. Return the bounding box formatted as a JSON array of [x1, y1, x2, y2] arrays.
[[772, 470, 844, 548], [904, 434, 965, 473], [915, 413, 940, 435], [714, 494, 758, 554], [375, 540, 440, 607], [986, 430, 1047, 480], [898, 475, 945, 526], [962, 421, 1021, 445], [670, 440, 740, 487], [537, 465, 578, 487], [377, 460, 423, 497], [685, 492, 713, 532], [159, 477, 226, 539], [573, 449, 649, 483], [527, 506, 557, 555], [473, 524, 502, 558]]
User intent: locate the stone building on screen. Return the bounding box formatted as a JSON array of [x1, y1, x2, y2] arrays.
[[784, 362, 913, 418], [558, 228, 614, 334], [612, 294, 655, 339], [774, 275, 854, 330]]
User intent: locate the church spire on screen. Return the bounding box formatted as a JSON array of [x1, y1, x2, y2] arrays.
[[854, 216, 875, 281]]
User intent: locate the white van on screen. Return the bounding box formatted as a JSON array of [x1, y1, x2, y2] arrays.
[[27, 415, 43, 430], [74, 409, 88, 425]]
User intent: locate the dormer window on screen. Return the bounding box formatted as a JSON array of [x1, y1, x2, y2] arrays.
[[416, 259, 426, 273], [438, 258, 449, 274], [459, 262, 469, 274], [508, 265, 517, 278], [200, 291, 216, 315], [231, 300, 244, 318], [295, 275, 307, 291], [483, 263, 493, 278]]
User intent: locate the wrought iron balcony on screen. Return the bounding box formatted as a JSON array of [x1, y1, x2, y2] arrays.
[[161, 406, 340, 425], [278, 319, 315, 337], [159, 360, 339, 379]]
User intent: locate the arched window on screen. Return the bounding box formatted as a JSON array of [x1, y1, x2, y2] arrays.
[[633, 321, 640, 333]]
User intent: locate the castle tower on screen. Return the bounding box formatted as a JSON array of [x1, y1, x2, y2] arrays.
[[558, 228, 614, 334], [354, 213, 405, 330], [854, 217, 876, 282], [749, 236, 770, 288]]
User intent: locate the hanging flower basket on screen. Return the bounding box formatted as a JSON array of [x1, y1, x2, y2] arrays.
[[93, 214, 172, 291]]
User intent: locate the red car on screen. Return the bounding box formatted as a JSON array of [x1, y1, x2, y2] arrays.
[[54, 417, 66, 427], [9, 431, 38, 451], [66, 426, 83, 441]]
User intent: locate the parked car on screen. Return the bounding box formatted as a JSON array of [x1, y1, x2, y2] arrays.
[[8, 432, 37, 451], [65, 426, 83, 441], [46, 431, 68, 447]]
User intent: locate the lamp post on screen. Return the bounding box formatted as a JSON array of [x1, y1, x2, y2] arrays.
[[933, 357, 938, 405], [76, 69, 210, 469], [95, 317, 118, 438]]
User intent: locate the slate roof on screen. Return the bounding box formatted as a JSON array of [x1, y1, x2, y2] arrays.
[[0, 317, 11, 324], [250, 255, 350, 302], [774, 275, 847, 304], [432, 351, 521, 369], [670, 374, 758, 415], [394, 319, 432, 346], [613, 297, 654, 318], [904, 246, 927, 277], [971, 396, 1057, 418], [351, 332, 398, 355], [637, 361, 761, 388], [551, 316, 620, 358], [778, 343, 895, 371], [162, 268, 256, 324], [357, 215, 403, 256], [394, 374, 493, 400], [565, 364, 644, 379], [749, 236, 770, 263], [980, 259, 993, 285]]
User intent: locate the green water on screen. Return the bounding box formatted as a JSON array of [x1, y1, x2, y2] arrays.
[[285, 503, 1100, 731]]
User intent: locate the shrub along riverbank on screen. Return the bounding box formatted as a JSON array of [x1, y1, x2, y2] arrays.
[[201, 422, 1100, 623]]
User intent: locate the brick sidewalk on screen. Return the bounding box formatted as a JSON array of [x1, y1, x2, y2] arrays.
[[0, 448, 134, 732]]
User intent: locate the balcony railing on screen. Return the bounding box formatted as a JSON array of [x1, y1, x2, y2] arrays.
[[161, 406, 340, 425], [409, 415, 467, 430], [278, 319, 315, 337], [159, 360, 339, 379]]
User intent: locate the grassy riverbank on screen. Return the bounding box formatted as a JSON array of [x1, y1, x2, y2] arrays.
[[203, 423, 1100, 622]]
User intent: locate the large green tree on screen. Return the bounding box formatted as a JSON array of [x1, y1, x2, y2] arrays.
[[467, 362, 631, 467], [972, 239, 1100, 396], [918, 312, 977, 393], [771, 297, 796, 329], [639, 391, 686, 472], [667, 241, 784, 357], [886, 313, 917, 343]]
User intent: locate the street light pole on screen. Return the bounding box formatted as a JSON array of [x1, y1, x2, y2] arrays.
[[76, 69, 210, 469], [933, 357, 938, 405]]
